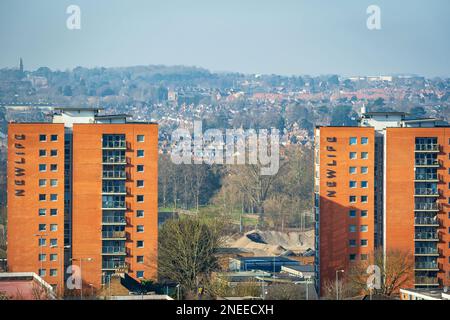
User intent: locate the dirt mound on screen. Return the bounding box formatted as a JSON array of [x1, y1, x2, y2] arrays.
[[226, 229, 314, 256]]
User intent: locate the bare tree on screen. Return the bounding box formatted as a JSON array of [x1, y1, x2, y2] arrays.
[[158, 216, 225, 298], [347, 248, 414, 297]]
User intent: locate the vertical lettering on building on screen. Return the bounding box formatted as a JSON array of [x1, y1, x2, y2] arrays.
[[14, 134, 26, 196], [326, 137, 337, 197]]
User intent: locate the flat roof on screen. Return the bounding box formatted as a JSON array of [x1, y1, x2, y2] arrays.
[[282, 265, 314, 273], [54, 107, 104, 111]]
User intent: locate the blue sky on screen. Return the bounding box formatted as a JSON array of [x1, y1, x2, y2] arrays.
[[0, 0, 449, 76]]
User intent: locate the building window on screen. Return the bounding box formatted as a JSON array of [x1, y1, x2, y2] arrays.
[[349, 254, 356, 262], [39, 209, 46, 216], [50, 209, 58, 216], [38, 224, 46, 232], [50, 150, 58, 157], [137, 195, 144, 203], [38, 269, 46, 277], [361, 254, 369, 261], [137, 165, 144, 172], [349, 210, 357, 218], [349, 225, 357, 233], [361, 239, 368, 247], [39, 254, 46, 262], [39, 179, 47, 187], [50, 164, 58, 172], [361, 152, 369, 160], [361, 225, 369, 232], [361, 167, 368, 174], [137, 180, 144, 188], [38, 238, 46, 246], [349, 181, 357, 188], [39, 164, 47, 172], [137, 241, 144, 248], [50, 135, 58, 142], [137, 256, 144, 263], [349, 152, 357, 160], [137, 135, 145, 142], [39, 149, 47, 157], [137, 150, 144, 157], [39, 135, 47, 142], [349, 137, 357, 145], [349, 196, 357, 203], [50, 269, 57, 277], [50, 194, 58, 201], [349, 239, 357, 247], [50, 239, 57, 247], [136, 210, 144, 218], [50, 224, 58, 232], [361, 210, 368, 218], [50, 254, 57, 262], [361, 181, 368, 188], [349, 167, 357, 174], [136, 271, 144, 279], [361, 137, 369, 145], [137, 225, 144, 233], [361, 196, 368, 203], [39, 194, 46, 201], [50, 179, 58, 187]]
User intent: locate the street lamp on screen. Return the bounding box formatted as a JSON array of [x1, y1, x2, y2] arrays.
[[71, 257, 93, 300], [335, 269, 345, 300], [34, 233, 48, 278]]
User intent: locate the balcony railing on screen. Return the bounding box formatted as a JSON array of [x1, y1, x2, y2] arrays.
[[103, 171, 126, 179], [414, 217, 439, 226], [414, 188, 439, 196], [102, 246, 126, 255], [102, 216, 126, 224], [102, 156, 127, 164], [415, 232, 438, 240], [415, 159, 439, 166], [102, 141, 126, 149], [415, 144, 439, 152], [102, 201, 126, 209], [415, 247, 439, 255], [414, 203, 439, 211], [415, 173, 438, 181], [415, 262, 438, 270], [102, 231, 126, 239], [415, 277, 439, 285], [102, 261, 129, 271], [102, 186, 126, 194]]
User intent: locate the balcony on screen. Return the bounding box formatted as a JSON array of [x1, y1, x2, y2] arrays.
[[103, 171, 126, 180], [414, 277, 439, 285], [414, 217, 439, 226], [414, 173, 440, 182], [414, 262, 439, 271], [102, 261, 129, 272], [414, 232, 439, 241], [102, 246, 126, 255], [102, 157, 127, 165], [102, 231, 127, 240], [415, 144, 439, 153], [102, 216, 126, 225], [102, 186, 127, 195], [415, 247, 439, 255], [102, 141, 126, 150], [414, 188, 439, 197], [414, 203, 440, 211], [102, 201, 126, 210], [415, 159, 440, 167]]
